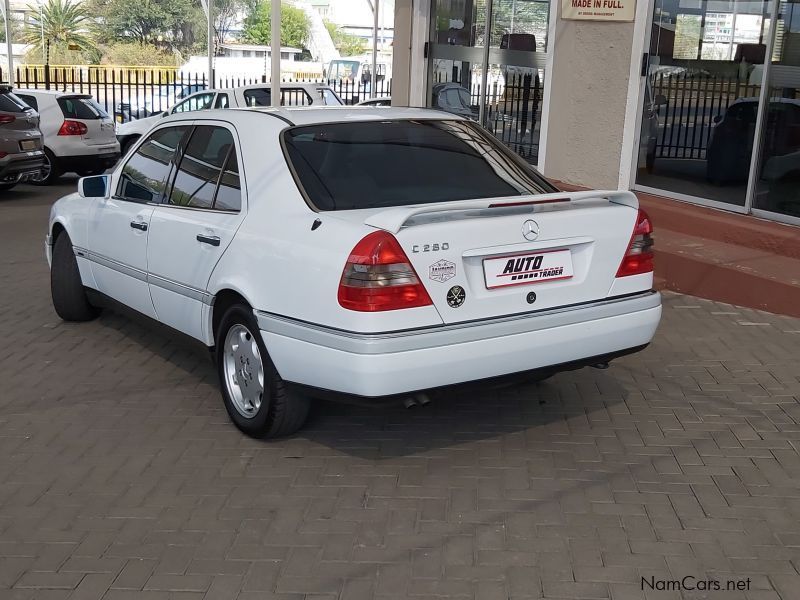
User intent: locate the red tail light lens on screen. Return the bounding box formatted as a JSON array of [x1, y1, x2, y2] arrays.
[[0, 114, 16, 124], [57, 120, 88, 136], [338, 231, 433, 312], [616, 208, 654, 277]]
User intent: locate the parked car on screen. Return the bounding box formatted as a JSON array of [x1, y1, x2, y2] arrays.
[[15, 90, 120, 185], [47, 107, 662, 438], [431, 82, 479, 120], [116, 83, 344, 156], [355, 97, 392, 107], [707, 98, 800, 185], [0, 85, 45, 190], [117, 83, 206, 121], [639, 77, 668, 173]]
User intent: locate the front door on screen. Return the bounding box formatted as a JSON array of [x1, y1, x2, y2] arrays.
[[146, 123, 244, 341], [88, 125, 190, 318]]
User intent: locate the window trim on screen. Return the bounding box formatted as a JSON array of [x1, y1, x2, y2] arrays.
[[278, 117, 557, 213]]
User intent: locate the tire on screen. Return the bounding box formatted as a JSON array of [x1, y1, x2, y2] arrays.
[[50, 232, 100, 321], [32, 148, 61, 186], [216, 304, 310, 438]]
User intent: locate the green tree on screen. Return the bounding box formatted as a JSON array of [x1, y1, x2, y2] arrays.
[[324, 20, 364, 57], [243, 1, 310, 48], [89, 0, 194, 47], [22, 0, 97, 55]]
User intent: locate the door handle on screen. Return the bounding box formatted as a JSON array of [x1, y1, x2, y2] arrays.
[[130, 221, 148, 231], [196, 234, 221, 247]]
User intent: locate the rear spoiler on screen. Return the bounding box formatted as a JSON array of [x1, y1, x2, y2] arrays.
[[364, 190, 639, 234]]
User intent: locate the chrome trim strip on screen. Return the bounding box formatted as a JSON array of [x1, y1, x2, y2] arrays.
[[78, 247, 215, 306], [255, 291, 661, 355]]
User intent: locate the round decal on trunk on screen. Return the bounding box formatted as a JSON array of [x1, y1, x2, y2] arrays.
[[446, 285, 466, 308]]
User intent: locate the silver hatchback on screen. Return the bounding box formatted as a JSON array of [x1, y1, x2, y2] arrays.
[[0, 86, 45, 191]]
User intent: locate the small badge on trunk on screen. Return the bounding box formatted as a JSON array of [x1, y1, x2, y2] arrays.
[[447, 285, 465, 308], [429, 259, 456, 283]]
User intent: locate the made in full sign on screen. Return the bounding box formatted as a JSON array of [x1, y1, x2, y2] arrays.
[[571, 0, 624, 7]]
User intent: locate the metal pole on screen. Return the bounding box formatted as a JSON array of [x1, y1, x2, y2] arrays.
[[478, 0, 493, 125], [40, 4, 44, 62], [207, 0, 214, 88], [271, 0, 280, 106], [2, 0, 13, 86], [371, 0, 379, 97]]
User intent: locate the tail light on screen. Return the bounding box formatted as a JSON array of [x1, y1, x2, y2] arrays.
[[338, 230, 433, 312], [616, 208, 654, 277], [0, 114, 15, 124], [58, 120, 88, 136]]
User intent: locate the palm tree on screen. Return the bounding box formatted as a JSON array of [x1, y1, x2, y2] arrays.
[[23, 0, 96, 56]]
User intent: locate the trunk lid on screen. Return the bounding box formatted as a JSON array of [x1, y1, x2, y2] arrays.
[[336, 190, 641, 325]]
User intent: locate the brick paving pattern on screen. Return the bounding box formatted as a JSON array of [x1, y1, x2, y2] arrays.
[[0, 182, 799, 600]]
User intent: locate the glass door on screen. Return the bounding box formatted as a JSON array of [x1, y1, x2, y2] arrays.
[[429, 0, 551, 163], [751, 0, 800, 223], [634, 0, 773, 209]]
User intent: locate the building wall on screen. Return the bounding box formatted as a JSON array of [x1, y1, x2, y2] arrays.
[[541, 20, 636, 189]]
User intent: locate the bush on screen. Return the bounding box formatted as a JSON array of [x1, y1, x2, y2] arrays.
[[100, 42, 180, 66]]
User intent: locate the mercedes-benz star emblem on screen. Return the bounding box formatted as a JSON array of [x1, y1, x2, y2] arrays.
[[446, 285, 465, 308], [522, 219, 540, 241]]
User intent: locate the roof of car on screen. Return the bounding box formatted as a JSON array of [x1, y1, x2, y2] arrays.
[[15, 89, 90, 98], [249, 106, 462, 126]]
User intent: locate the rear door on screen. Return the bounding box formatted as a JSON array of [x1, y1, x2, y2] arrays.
[[146, 122, 245, 340], [57, 95, 116, 146]]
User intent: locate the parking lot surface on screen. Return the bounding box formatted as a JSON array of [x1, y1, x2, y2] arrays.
[[1, 181, 800, 600]]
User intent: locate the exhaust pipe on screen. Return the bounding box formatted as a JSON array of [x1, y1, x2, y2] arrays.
[[404, 393, 432, 409]]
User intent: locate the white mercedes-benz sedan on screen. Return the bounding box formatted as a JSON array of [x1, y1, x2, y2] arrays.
[[46, 107, 662, 438]]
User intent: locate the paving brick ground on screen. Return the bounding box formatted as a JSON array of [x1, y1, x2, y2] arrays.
[[1, 181, 799, 600]]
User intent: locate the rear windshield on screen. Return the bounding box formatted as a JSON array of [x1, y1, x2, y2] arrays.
[[58, 96, 109, 119], [0, 91, 34, 113], [243, 88, 314, 107], [282, 119, 555, 211]]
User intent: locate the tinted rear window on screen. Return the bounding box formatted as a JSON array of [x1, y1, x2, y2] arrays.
[[282, 119, 554, 211], [0, 91, 34, 113], [58, 96, 108, 119]]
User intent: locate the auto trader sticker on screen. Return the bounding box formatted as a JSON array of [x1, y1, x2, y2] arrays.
[[429, 259, 456, 283]]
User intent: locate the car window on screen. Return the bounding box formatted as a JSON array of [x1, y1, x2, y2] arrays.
[[283, 119, 554, 211], [318, 88, 342, 106], [458, 89, 472, 109], [242, 88, 314, 107], [0, 90, 34, 113], [243, 89, 271, 107], [58, 96, 106, 119], [168, 125, 239, 211], [215, 93, 229, 109], [117, 126, 190, 204], [214, 150, 241, 212], [172, 92, 215, 113], [15, 93, 38, 112]]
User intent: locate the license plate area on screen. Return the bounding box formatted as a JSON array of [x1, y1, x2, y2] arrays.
[[19, 140, 37, 151], [483, 249, 574, 289]]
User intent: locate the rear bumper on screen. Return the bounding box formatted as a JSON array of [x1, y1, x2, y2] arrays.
[[257, 290, 662, 397], [56, 151, 120, 172], [0, 151, 45, 182]]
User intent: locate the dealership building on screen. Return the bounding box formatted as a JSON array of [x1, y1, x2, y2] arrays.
[[389, 0, 799, 228]]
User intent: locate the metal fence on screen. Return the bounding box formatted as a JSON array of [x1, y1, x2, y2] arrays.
[[651, 73, 762, 161], [0, 66, 393, 122], [433, 70, 544, 163]]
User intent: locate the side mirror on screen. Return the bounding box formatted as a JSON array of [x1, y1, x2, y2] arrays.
[[162, 110, 170, 117], [654, 94, 668, 107], [713, 114, 723, 124], [78, 174, 110, 199]]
